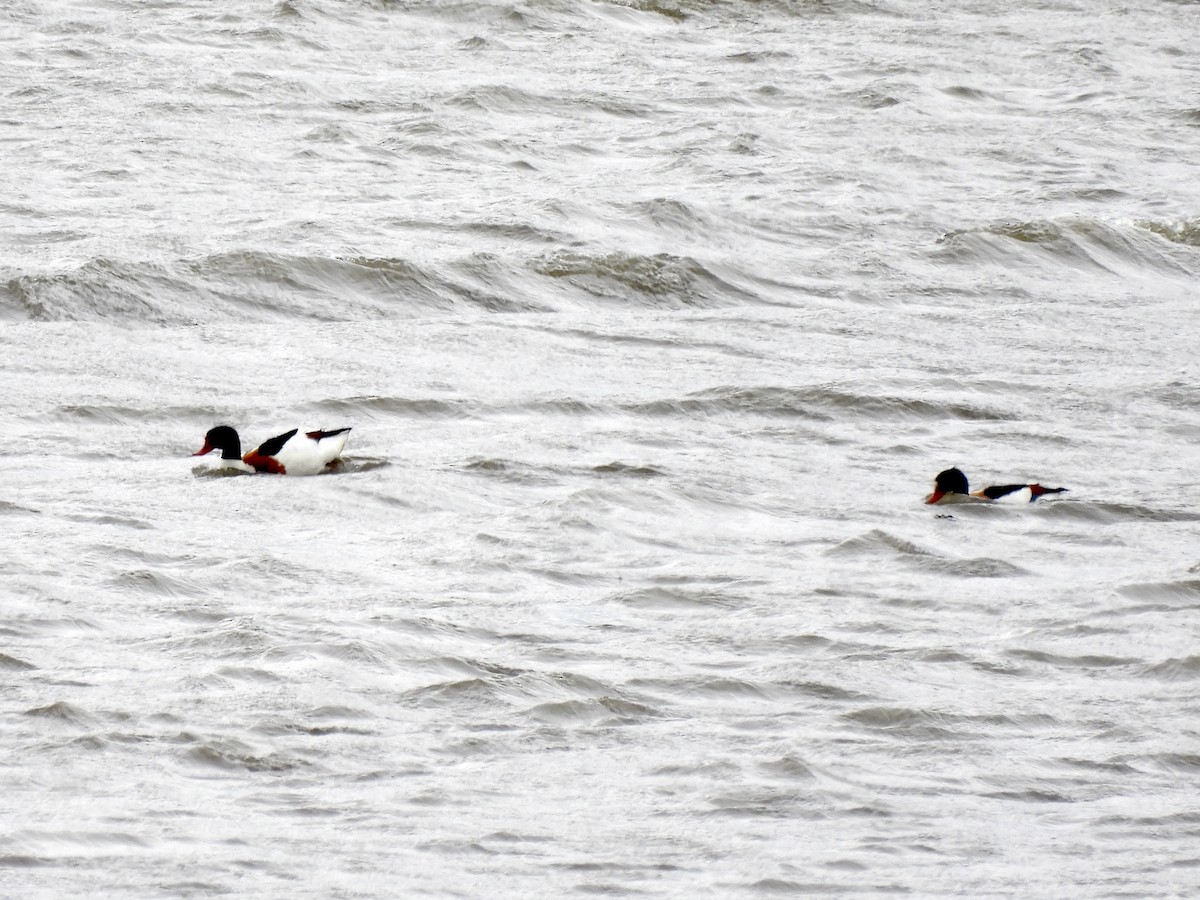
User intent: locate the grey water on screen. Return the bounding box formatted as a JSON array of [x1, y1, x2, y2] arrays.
[[2, 0, 1200, 896]]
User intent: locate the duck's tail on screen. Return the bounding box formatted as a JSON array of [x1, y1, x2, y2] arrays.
[[1027, 484, 1068, 502]]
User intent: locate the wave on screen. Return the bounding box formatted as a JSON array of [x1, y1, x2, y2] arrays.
[[0, 251, 535, 323], [627, 384, 1009, 421], [1138, 656, 1200, 681], [827, 529, 1027, 577], [1, 246, 767, 323], [605, 586, 747, 610], [463, 457, 664, 485], [0, 653, 36, 671], [1118, 578, 1200, 604], [0, 500, 40, 517], [1039, 501, 1200, 524], [47, 381, 1007, 438], [300, 384, 1008, 425], [23, 701, 93, 725], [276, 0, 882, 29], [524, 697, 666, 726], [533, 250, 758, 309], [1005, 649, 1141, 670], [183, 736, 309, 773], [191, 456, 388, 478], [598, 0, 886, 21], [934, 216, 1200, 281], [843, 706, 1063, 745]]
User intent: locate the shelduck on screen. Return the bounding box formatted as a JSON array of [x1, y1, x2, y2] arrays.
[[926, 467, 1067, 505], [193, 425, 352, 475]]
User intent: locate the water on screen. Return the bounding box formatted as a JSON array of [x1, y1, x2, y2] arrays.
[[3, 1, 1200, 896]]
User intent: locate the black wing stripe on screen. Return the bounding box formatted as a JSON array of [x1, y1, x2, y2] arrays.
[[257, 428, 299, 457], [980, 483, 1028, 500]]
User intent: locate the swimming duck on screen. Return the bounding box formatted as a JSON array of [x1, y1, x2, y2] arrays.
[[925, 467, 1067, 505], [193, 425, 352, 475]]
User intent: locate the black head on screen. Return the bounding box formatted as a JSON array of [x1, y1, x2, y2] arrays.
[[193, 425, 242, 460], [934, 467, 969, 495]]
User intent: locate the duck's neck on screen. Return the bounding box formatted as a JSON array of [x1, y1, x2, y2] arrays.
[[218, 437, 243, 460]]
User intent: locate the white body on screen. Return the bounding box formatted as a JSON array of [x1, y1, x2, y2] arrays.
[[254, 429, 351, 476]]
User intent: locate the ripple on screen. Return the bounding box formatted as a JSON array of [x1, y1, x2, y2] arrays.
[[524, 697, 666, 726], [1139, 656, 1200, 680], [1006, 649, 1141, 670], [605, 586, 747, 610], [533, 250, 757, 309], [934, 216, 1200, 279], [24, 701, 93, 724], [827, 529, 1026, 577], [183, 738, 309, 773]]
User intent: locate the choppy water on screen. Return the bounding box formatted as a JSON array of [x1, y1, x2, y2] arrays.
[[3, 1, 1200, 896]]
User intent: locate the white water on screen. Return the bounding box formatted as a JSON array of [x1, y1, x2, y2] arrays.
[[3, 1, 1200, 896]]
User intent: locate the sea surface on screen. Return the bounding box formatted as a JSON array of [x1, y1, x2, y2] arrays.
[[3, 0, 1200, 896]]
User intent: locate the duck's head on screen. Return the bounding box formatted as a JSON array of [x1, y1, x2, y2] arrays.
[[193, 425, 242, 460], [927, 467, 969, 504]]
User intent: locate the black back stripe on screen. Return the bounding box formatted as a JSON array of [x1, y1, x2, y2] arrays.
[[306, 427, 352, 441]]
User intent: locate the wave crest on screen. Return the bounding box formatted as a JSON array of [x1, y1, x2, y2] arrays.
[[934, 216, 1200, 280], [1, 245, 766, 322], [534, 250, 755, 309]]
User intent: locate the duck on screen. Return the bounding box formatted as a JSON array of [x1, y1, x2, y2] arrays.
[[925, 467, 1067, 505], [193, 425, 352, 475]]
